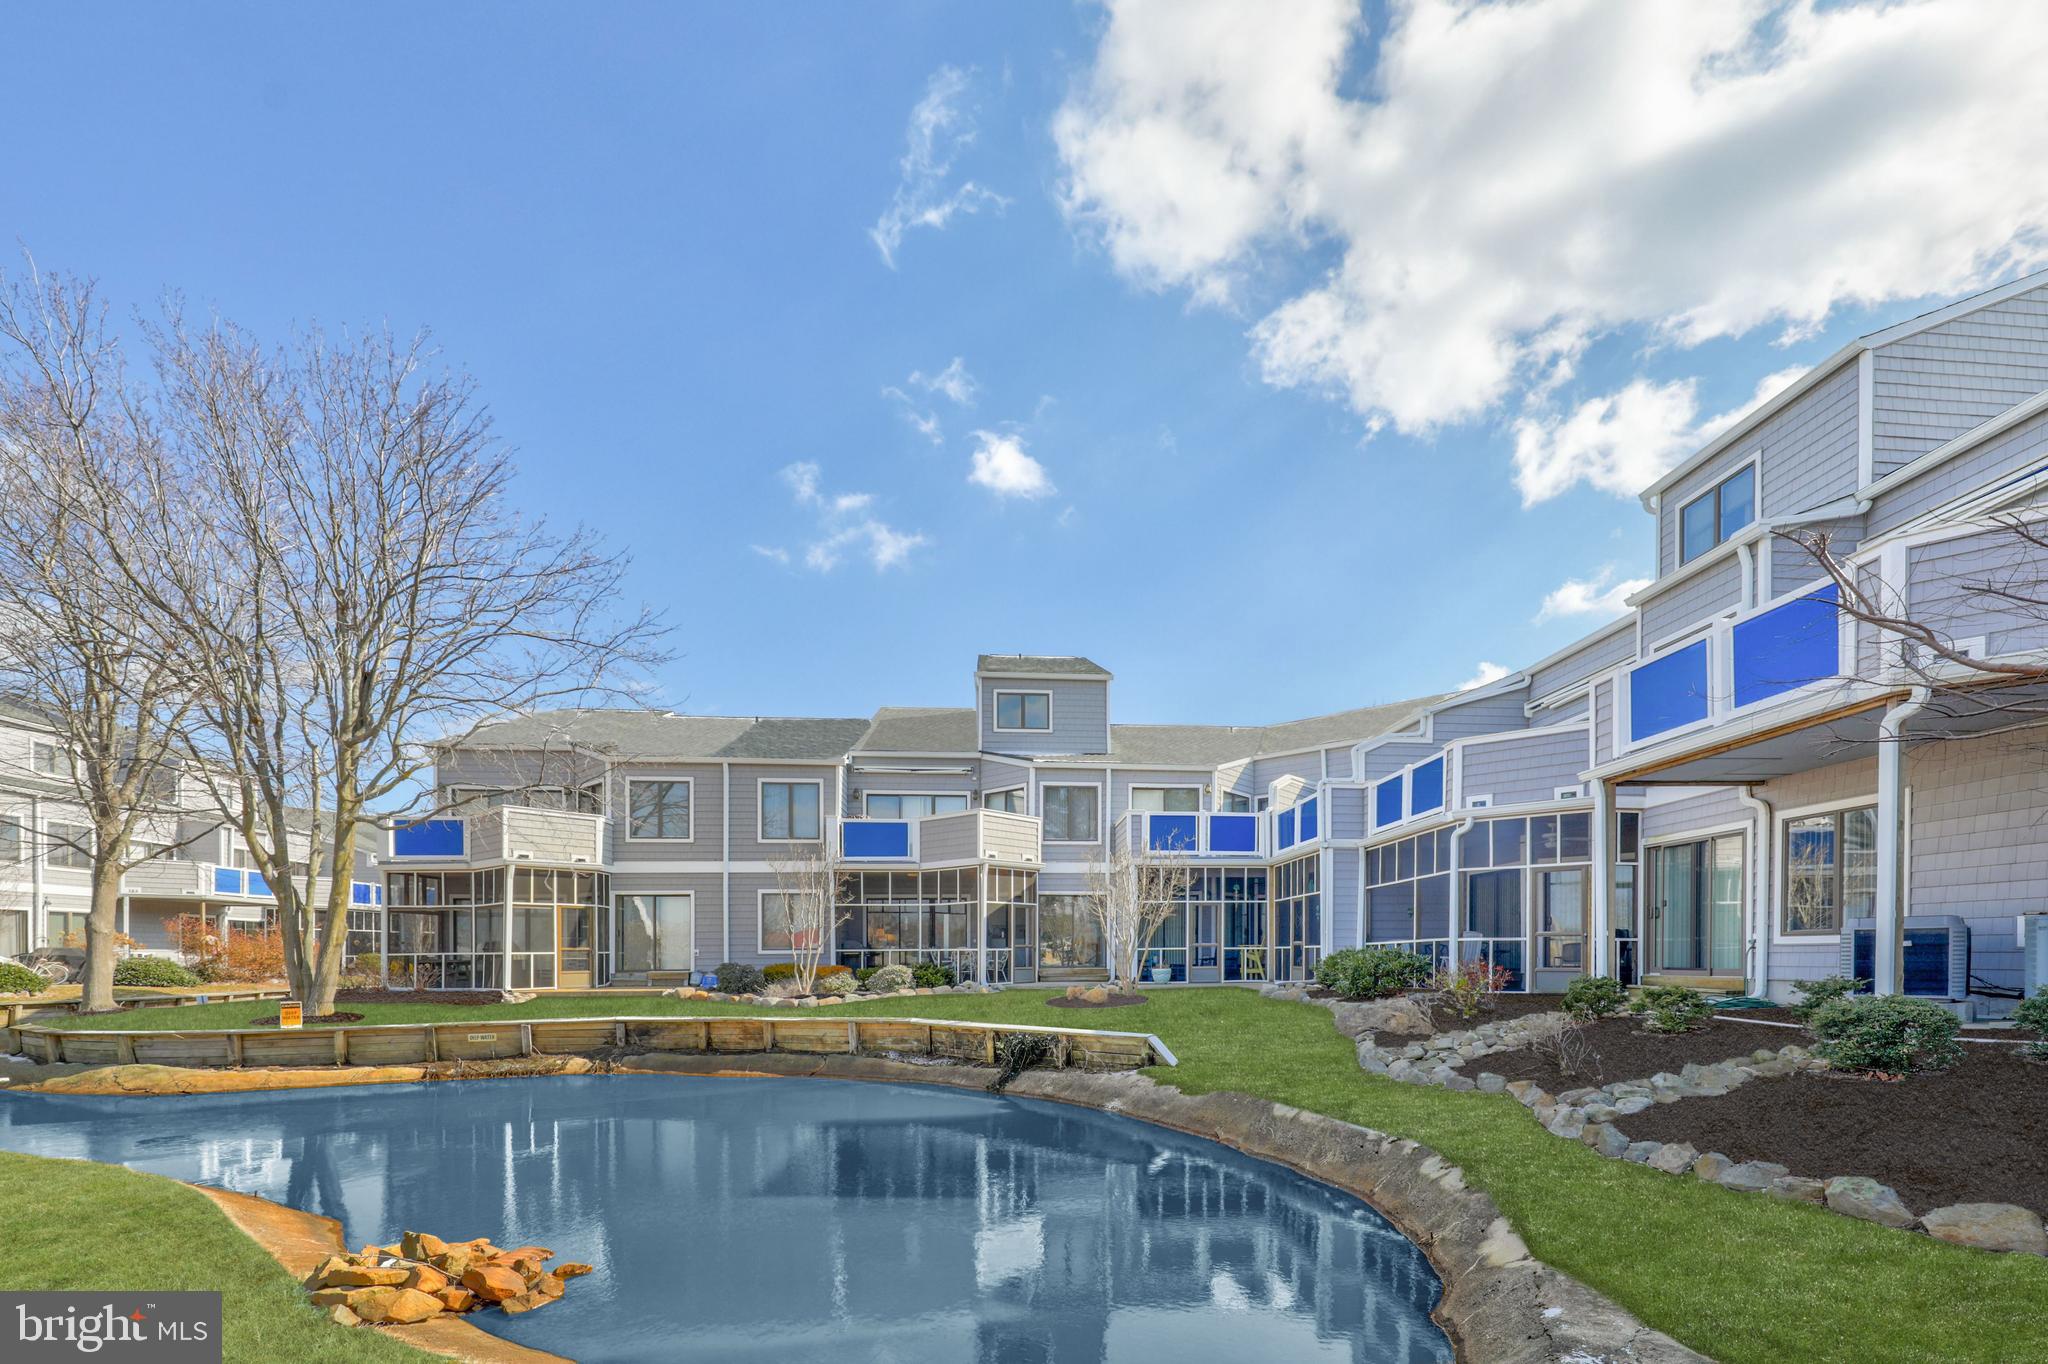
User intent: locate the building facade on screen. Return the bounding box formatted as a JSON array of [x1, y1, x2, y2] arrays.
[[375, 273, 2048, 1014]]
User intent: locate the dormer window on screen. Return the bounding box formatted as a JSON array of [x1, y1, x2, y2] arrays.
[[1679, 463, 1756, 563], [994, 690, 1050, 731]]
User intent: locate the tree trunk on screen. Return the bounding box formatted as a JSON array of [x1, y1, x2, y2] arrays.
[[81, 857, 124, 1014]]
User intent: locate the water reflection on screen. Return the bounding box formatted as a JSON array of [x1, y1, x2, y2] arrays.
[[0, 1076, 1451, 1363]]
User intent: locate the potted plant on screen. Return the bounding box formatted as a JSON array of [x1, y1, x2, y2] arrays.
[[1148, 964, 1173, 984]]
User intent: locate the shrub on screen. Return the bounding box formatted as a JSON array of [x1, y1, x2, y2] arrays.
[[113, 956, 202, 988], [762, 979, 808, 999], [2015, 993, 2048, 1060], [853, 967, 878, 985], [163, 916, 286, 983], [1809, 994, 1963, 1074], [1632, 984, 1713, 1033], [864, 964, 913, 994], [910, 959, 956, 989], [816, 964, 852, 981], [1560, 975, 1629, 1022], [813, 972, 857, 996], [1316, 947, 1431, 1000], [762, 962, 797, 982], [0, 961, 49, 995], [1429, 961, 1512, 1022], [1522, 1013, 1598, 1079], [1791, 974, 1865, 1022], [713, 961, 766, 995]]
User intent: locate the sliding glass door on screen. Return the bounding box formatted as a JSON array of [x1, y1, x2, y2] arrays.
[[1648, 835, 1743, 976]]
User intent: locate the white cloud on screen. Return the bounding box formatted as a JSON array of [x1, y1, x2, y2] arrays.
[[771, 461, 929, 572], [871, 67, 1011, 268], [1057, 0, 2048, 473], [1458, 661, 1511, 692], [1511, 365, 1806, 503], [911, 356, 979, 406], [967, 430, 1056, 499], [1534, 565, 1653, 624]]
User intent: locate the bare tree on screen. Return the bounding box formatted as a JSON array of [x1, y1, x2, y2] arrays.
[[768, 842, 849, 993], [1084, 831, 1196, 994], [0, 265, 203, 1012], [113, 313, 666, 1015]]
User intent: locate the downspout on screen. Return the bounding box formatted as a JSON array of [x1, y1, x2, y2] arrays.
[[29, 794, 43, 949], [1873, 687, 1931, 996], [1736, 785, 1775, 1000], [1590, 781, 1613, 978], [721, 762, 732, 965], [1445, 815, 1477, 970]]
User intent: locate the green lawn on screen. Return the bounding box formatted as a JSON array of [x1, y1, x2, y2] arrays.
[[0, 1151, 435, 1364], [22, 987, 2048, 1363]]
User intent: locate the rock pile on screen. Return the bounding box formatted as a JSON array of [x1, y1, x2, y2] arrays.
[[305, 1230, 592, 1326]]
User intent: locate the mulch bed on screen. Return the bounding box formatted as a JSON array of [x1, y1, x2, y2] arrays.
[[245, 1011, 364, 1027], [333, 989, 505, 1006], [1476, 1015, 1797, 1090], [1420, 992, 1568, 1033], [1621, 1044, 2048, 1215], [1045, 993, 1148, 1010]]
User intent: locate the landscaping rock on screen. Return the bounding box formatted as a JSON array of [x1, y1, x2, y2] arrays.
[[1768, 1176, 1826, 1204], [322, 1265, 409, 1288], [1441, 1073, 1476, 1092], [322, 1304, 361, 1328], [360, 1288, 443, 1325], [400, 1230, 447, 1261], [556, 1262, 594, 1278], [435, 1248, 473, 1279], [1612, 1094, 1654, 1116], [433, 1287, 476, 1313], [461, 1264, 529, 1303], [1623, 1141, 1661, 1164], [1545, 1108, 1586, 1141], [1691, 1152, 1734, 1184], [1332, 997, 1434, 1038], [1475, 1072, 1506, 1093], [1715, 1161, 1789, 1194], [402, 1264, 449, 1295], [1082, 987, 1110, 1004], [1647, 1142, 1698, 1175], [1581, 1102, 1620, 1124], [1583, 1123, 1631, 1159], [1824, 1176, 1917, 1229], [1919, 1203, 2048, 1255]]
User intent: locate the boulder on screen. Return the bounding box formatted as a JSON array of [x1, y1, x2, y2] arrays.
[[354, 1288, 443, 1325], [1919, 1203, 2048, 1255], [434, 1287, 477, 1313], [461, 1264, 529, 1303], [322, 1304, 362, 1328], [1768, 1176, 1826, 1203], [1716, 1161, 1790, 1194], [1824, 1176, 1917, 1229], [1339, 996, 1435, 1037], [402, 1265, 449, 1295], [1440, 1073, 1476, 1092], [498, 1291, 558, 1316], [303, 1255, 356, 1290], [1064, 985, 1085, 1000], [434, 1248, 474, 1279], [1647, 1142, 1698, 1175], [1544, 1109, 1585, 1141], [322, 1265, 410, 1288], [339, 1288, 399, 1322], [1582, 1123, 1631, 1159], [1623, 1141, 1661, 1164], [309, 1289, 359, 1309], [1691, 1152, 1735, 1183], [400, 1231, 448, 1261], [1082, 987, 1110, 1004], [1475, 1073, 1506, 1093], [500, 1245, 556, 1265], [555, 1262, 595, 1279]]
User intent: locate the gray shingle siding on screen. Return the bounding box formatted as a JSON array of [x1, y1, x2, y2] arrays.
[[1659, 360, 1861, 576], [1358, 741, 1441, 782], [608, 764, 723, 864], [979, 677, 1110, 755], [1868, 399, 2048, 537], [1329, 849, 1360, 948], [1640, 787, 1751, 844], [1429, 689, 1530, 742], [1328, 786, 1368, 841], [1592, 681, 1617, 766], [1870, 283, 2048, 476], [1457, 727, 1590, 808], [1907, 529, 2048, 656], [1640, 556, 1743, 645], [1527, 625, 1635, 701]]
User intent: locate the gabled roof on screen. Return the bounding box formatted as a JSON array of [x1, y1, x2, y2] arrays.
[[854, 707, 980, 754], [456, 709, 869, 762], [974, 654, 1112, 679]]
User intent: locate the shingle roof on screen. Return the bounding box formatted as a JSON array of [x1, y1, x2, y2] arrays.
[[455, 710, 869, 761], [854, 707, 980, 753], [975, 654, 1112, 679]]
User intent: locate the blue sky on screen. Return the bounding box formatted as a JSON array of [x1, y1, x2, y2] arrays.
[[5, 2, 2045, 728]]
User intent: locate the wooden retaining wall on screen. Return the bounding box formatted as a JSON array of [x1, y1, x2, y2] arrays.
[[1, 1015, 1176, 1072], [0, 988, 289, 1032]]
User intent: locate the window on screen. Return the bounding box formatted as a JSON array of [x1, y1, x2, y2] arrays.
[[1221, 792, 1252, 813], [982, 787, 1025, 813], [47, 821, 91, 870], [1679, 464, 1756, 562], [30, 741, 60, 777], [627, 780, 692, 840], [0, 907, 25, 957], [47, 910, 87, 948], [760, 891, 796, 952], [1783, 805, 1876, 935], [994, 691, 1050, 731], [0, 817, 18, 863], [1041, 785, 1100, 842], [1129, 786, 1201, 813], [138, 766, 180, 805], [761, 780, 822, 841], [865, 793, 969, 819]]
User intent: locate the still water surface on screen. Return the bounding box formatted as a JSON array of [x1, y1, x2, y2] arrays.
[[0, 1075, 1451, 1362]]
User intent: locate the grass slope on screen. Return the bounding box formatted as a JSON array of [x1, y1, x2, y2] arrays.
[[0, 1151, 435, 1364], [25, 987, 2048, 1362]]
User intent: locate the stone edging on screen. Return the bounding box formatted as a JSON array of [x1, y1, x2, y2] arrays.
[[1296, 991, 2048, 1260], [615, 1051, 1711, 1364]]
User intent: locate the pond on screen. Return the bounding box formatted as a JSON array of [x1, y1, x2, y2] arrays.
[[0, 1076, 1452, 1362]]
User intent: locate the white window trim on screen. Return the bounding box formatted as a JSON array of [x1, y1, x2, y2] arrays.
[[981, 784, 1027, 813], [30, 740, 62, 777], [1771, 794, 1880, 946], [43, 817, 94, 871], [757, 777, 825, 844], [615, 890, 695, 973], [623, 776, 695, 843], [862, 790, 972, 819], [1127, 783, 1204, 814], [1039, 780, 1104, 844], [991, 689, 1053, 733], [757, 887, 796, 955], [1676, 452, 1762, 567]]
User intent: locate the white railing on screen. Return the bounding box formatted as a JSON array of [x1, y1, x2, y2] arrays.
[[1116, 809, 1269, 859]]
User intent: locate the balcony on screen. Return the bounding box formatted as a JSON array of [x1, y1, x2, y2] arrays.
[[838, 810, 1041, 866], [119, 857, 381, 906], [1622, 582, 1844, 751], [1114, 809, 1270, 860], [388, 805, 607, 867]]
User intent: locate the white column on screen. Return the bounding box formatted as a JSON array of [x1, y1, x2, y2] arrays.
[[1589, 782, 1613, 977], [119, 895, 131, 939], [1872, 690, 1927, 996]]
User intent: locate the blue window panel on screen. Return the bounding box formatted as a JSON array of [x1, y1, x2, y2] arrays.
[[1298, 798, 1318, 843], [1408, 758, 1445, 816], [248, 873, 271, 897], [1628, 640, 1711, 742], [212, 866, 242, 896], [1278, 808, 1297, 850], [842, 820, 910, 859], [1209, 813, 1258, 853], [352, 881, 376, 906], [1148, 812, 1199, 852], [393, 818, 465, 858], [1374, 776, 1404, 828], [1731, 583, 1839, 709]]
